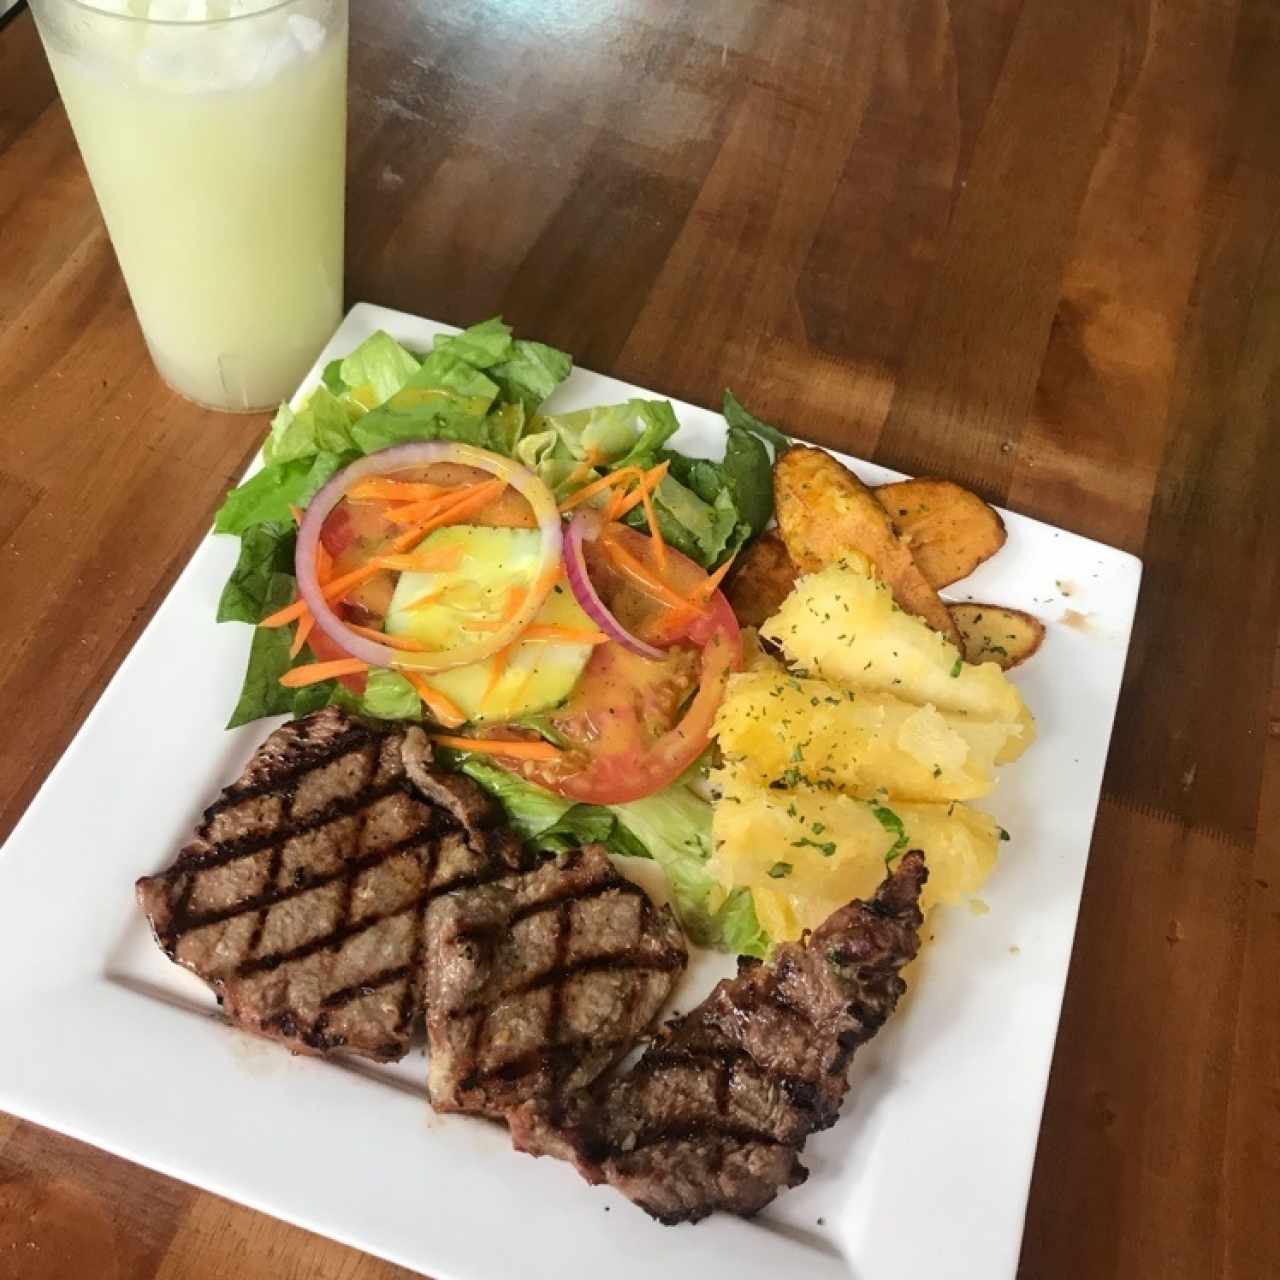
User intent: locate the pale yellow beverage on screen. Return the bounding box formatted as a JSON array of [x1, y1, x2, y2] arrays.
[[32, 0, 348, 411]]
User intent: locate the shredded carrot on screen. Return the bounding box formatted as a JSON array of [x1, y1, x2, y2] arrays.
[[430, 734, 561, 762], [483, 644, 514, 701], [561, 447, 602, 492], [290, 503, 304, 526], [372, 546, 465, 574], [386, 479, 505, 527], [502, 583, 527, 622], [609, 460, 671, 519], [347, 479, 450, 503], [388, 478, 507, 548], [404, 672, 465, 729], [260, 596, 310, 629], [638, 480, 667, 572], [289, 613, 315, 659], [692, 551, 738, 602], [319, 561, 385, 603], [602, 471, 644, 521], [558, 467, 642, 514], [279, 658, 369, 688], [347, 623, 430, 652], [601, 532, 699, 615]]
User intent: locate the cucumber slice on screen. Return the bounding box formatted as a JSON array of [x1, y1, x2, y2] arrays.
[[384, 525, 595, 723]]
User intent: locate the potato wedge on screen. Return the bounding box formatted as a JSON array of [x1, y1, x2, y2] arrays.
[[874, 478, 1006, 589], [951, 603, 1044, 669], [774, 446, 961, 645], [723, 529, 799, 627]]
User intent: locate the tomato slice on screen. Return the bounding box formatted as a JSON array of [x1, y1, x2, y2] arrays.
[[303, 624, 368, 694], [502, 528, 741, 804]]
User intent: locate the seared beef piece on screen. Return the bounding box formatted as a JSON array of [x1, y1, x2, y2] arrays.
[[137, 709, 522, 1061], [509, 852, 927, 1223], [425, 844, 687, 1117]]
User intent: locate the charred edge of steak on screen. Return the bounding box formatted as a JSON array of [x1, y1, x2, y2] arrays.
[[513, 852, 927, 1224]]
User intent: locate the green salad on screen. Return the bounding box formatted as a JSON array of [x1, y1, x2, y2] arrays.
[[210, 317, 787, 956]]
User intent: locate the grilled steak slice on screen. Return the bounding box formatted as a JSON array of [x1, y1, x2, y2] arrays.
[[510, 851, 927, 1223], [137, 708, 522, 1061], [425, 844, 687, 1117]]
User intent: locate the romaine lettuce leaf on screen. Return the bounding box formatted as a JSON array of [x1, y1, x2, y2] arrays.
[[432, 317, 514, 369], [353, 670, 423, 721], [350, 350, 499, 454], [722, 389, 791, 454], [214, 451, 351, 536], [707, 888, 769, 959], [484, 401, 527, 457], [339, 331, 422, 404], [264, 386, 360, 464], [622, 472, 743, 568], [448, 757, 645, 858], [722, 425, 773, 537], [225, 573, 306, 728], [491, 339, 572, 414], [544, 401, 678, 463], [216, 521, 296, 624]]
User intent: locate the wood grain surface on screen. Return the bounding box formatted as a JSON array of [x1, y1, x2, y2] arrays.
[[1, 0, 1278, 1276]]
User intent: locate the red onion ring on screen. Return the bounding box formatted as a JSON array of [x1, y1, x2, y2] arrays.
[[563, 509, 665, 661], [296, 442, 563, 673]]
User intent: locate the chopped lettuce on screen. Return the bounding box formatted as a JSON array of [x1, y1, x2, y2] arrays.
[[722, 425, 773, 536], [449, 756, 645, 859], [264, 387, 359, 464], [619, 470, 745, 568], [491, 340, 573, 414], [350, 350, 500, 453], [338, 331, 423, 406], [708, 888, 770, 959], [432, 316, 515, 368], [213, 451, 351, 536], [225, 573, 310, 728], [351, 670, 423, 721], [723, 388, 791, 454], [216, 520, 296, 624]]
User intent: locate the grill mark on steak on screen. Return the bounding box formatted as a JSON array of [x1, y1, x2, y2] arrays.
[[447, 951, 687, 1019], [195, 781, 407, 868], [424, 844, 687, 1120], [137, 708, 525, 1063], [508, 852, 927, 1224], [321, 963, 413, 1010], [202, 725, 374, 812], [634, 1046, 820, 1116], [619, 1122, 792, 1158], [395, 841, 437, 1037]]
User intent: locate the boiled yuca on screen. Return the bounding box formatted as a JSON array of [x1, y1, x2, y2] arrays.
[[711, 765, 1002, 939], [760, 565, 1035, 762], [713, 667, 1018, 803]]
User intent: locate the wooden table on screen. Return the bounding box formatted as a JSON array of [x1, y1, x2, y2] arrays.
[[2, 1, 1278, 1276]]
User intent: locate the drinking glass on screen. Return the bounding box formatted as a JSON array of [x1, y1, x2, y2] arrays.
[[30, 0, 349, 412]]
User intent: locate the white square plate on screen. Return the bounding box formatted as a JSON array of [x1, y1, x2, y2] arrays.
[[0, 304, 1141, 1280]]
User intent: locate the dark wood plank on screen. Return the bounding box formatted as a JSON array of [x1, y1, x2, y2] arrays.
[[0, 4, 56, 151]]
